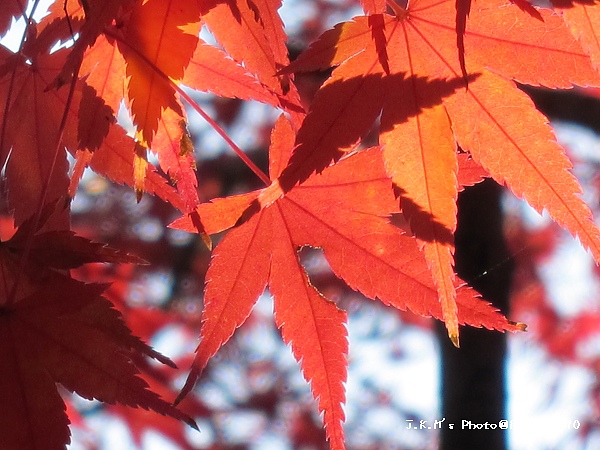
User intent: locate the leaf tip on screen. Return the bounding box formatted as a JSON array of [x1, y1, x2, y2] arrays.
[[134, 143, 148, 202], [186, 417, 200, 431], [201, 233, 212, 250], [512, 321, 527, 332], [173, 391, 185, 407], [449, 332, 460, 348], [188, 210, 212, 249]]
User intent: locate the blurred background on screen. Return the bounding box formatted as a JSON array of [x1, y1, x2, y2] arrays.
[[3, 0, 600, 449]]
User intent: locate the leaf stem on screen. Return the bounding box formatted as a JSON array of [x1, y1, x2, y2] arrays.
[[104, 29, 271, 187], [175, 87, 271, 186], [386, 0, 408, 18]]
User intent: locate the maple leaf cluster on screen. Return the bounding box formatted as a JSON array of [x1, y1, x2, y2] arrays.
[[1, 0, 600, 448]]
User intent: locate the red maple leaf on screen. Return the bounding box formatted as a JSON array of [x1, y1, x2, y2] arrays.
[[280, 0, 600, 342], [170, 116, 524, 449], [0, 1, 26, 37], [0, 218, 195, 450], [193, 0, 306, 128]]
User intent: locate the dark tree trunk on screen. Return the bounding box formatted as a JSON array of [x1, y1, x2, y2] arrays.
[[437, 179, 514, 450]]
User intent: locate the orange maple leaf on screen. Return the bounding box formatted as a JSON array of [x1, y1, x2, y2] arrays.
[[170, 116, 524, 449], [555, 0, 600, 71], [48, 0, 134, 89], [198, 0, 290, 94], [280, 0, 600, 342], [72, 0, 291, 212], [198, 0, 305, 125], [116, 0, 200, 148]]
